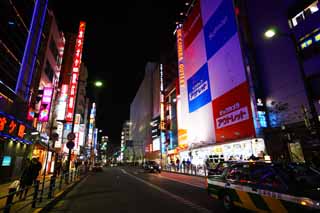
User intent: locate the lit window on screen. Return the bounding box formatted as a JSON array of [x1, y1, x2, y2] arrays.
[[307, 1, 319, 14], [290, 1, 319, 27], [315, 33, 320, 42], [307, 39, 313, 46], [300, 39, 313, 49]]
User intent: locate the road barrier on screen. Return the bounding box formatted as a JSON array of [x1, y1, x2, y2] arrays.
[[0, 169, 85, 213]]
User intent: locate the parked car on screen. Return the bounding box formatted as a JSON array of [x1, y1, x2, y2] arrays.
[[143, 161, 161, 173], [92, 162, 103, 172], [207, 161, 320, 212]]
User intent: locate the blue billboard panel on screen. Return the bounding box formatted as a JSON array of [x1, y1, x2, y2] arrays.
[[187, 64, 211, 113], [203, 0, 237, 60]]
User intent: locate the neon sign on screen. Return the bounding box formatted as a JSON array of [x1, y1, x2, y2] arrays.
[[66, 21, 86, 122], [39, 87, 53, 122]]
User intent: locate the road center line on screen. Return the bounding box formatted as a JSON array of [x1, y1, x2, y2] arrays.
[[120, 169, 211, 213]]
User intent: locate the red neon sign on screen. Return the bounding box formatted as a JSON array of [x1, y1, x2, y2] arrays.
[[66, 21, 86, 122]]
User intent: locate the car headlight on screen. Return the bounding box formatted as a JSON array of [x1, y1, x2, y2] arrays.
[[150, 166, 153, 169]]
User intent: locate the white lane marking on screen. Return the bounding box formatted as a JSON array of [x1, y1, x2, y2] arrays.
[[156, 174, 205, 189], [121, 169, 211, 213]]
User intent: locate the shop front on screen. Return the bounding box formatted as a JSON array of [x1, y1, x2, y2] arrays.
[[32, 142, 55, 175], [179, 138, 266, 167], [0, 111, 36, 183]]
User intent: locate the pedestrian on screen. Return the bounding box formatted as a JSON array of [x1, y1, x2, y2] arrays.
[[186, 159, 191, 173], [182, 159, 186, 172], [176, 158, 180, 171], [30, 157, 42, 182], [54, 159, 62, 176], [18, 159, 33, 200]]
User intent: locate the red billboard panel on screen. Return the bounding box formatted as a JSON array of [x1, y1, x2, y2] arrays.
[[212, 82, 255, 142], [183, 0, 203, 50], [66, 21, 86, 122]]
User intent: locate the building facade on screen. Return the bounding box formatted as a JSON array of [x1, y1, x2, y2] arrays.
[[130, 62, 160, 163], [0, 0, 49, 183], [241, 0, 320, 161]]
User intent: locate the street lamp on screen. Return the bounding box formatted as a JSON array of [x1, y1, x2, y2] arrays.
[[264, 28, 276, 39], [66, 79, 104, 173], [94, 80, 103, 88], [264, 27, 320, 139]]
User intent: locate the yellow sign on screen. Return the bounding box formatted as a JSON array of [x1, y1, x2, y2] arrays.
[[176, 28, 185, 87]]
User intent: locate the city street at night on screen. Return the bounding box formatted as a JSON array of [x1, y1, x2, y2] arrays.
[[1, 0, 320, 212], [47, 167, 226, 213]]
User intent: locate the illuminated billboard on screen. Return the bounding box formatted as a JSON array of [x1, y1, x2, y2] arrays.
[[177, 0, 256, 145], [66, 21, 86, 123], [39, 87, 53, 122]]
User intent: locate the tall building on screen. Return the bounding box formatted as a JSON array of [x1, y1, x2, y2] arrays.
[[29, 9, 65, 175], [130, 62, 160, 163], [0, 0, 49, 182], [121, 121, 132, 162], [240, 0, 320, 160], [171, 0, 320, 166]]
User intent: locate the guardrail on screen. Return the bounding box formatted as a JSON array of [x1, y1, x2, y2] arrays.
[[163, 165, 208, 177], [0, 169, 86, 213]]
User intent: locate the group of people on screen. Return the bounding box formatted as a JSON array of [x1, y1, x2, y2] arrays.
[[17, 157, 42, 200], [169, 158, 192, 172]]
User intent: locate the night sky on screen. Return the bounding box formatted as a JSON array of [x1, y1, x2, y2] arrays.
[[51, 1, 186, 147]]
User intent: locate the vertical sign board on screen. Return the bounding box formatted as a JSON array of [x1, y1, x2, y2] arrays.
[[87, 103, 96, 149], [56, 84, 68, 120], [66, 21, 86, 123], [176, 27, 188, 148], [74, 114, 81, 154], [39, 87, 53, 122], [93, 128, 98, 155]]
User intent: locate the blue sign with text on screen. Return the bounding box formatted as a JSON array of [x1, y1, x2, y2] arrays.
[[187, 64, 212, 113], [204, 0, 237, 60]]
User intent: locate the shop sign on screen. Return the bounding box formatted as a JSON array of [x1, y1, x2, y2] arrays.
[[39, 87, 53, 122], [66, 21, 86, 122], [0, 111, 32, 143], [187, 64, 211, 113], [212, 82, 255, 142], [176, 28, 185, 87], [2, 156, 11, 166]]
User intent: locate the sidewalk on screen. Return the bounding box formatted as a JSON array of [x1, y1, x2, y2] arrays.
[[159, 171, 207, 189], [0, 171, 83, 213]]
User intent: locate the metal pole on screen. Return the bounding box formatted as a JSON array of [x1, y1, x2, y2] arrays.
[[67, 79, 81, 173], [39, 142, 50, 202], [289, 33, 320, 140]]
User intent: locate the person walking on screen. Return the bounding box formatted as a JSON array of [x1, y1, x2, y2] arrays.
[[30, 157, 42, 182], [182, 159, 186, 173], [54, 159, 62, 176], [18, 159, 33, 200], [176, 158, 180, 172]]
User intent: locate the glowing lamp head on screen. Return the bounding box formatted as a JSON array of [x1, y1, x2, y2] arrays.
[[264, 28, 276, 39], [94, 81, 103, 87]]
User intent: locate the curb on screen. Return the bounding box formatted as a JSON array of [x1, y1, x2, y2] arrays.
[[162, 170, 207, 178], [32, 175, 88, 213]]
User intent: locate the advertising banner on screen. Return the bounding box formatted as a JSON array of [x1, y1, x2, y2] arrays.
[[203, 0, 237, 60], [183, 0, 203, 49], [56, 84, 68, 120], [39, 87, 53, 122], [187, 63, 211, 113], [212, 82, 255, 142]]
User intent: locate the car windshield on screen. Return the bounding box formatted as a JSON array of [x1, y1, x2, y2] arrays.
[[148, 161, 157, 165], [275, 163, 320, 187]]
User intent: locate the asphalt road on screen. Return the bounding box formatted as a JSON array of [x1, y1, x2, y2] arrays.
[[46, 167, 227, 213]]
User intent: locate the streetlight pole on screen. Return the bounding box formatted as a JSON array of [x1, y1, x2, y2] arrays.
[[264, 28, 320, 140]]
